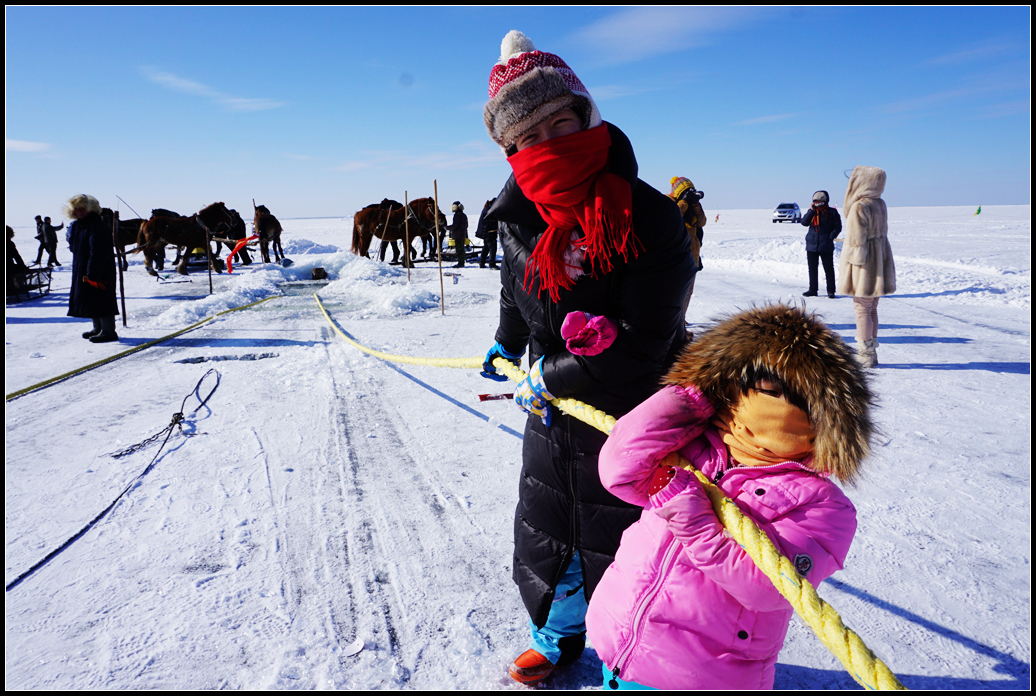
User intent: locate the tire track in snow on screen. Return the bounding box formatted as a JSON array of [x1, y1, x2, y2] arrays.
[[331, 343, 516, 688]]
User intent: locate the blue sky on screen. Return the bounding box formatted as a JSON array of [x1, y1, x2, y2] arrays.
[[5, 6, 1030, 227]]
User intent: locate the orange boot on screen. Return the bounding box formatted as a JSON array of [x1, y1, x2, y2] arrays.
[[509, 649, 556, 684]]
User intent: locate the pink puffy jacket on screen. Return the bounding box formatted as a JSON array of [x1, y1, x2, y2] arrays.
[[585, 385, 857, 690]]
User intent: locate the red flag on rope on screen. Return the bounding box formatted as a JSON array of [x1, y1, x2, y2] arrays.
[[227, 235, 258, 274]]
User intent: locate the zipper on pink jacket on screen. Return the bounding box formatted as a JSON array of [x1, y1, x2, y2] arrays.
[[610, 533, 682, 680]]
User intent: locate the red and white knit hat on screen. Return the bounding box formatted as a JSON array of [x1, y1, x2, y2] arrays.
[[483, 30, 603, 152]]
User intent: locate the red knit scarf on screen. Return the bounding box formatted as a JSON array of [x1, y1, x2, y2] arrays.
[[507, 123, 638, 301]]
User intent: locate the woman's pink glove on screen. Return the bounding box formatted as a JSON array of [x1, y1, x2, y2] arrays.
[[560, 311, 618, 356]]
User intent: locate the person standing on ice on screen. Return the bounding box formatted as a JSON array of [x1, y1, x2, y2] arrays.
[[668, 176, 705, 330], [585, 304, 874, 690], [839, 166, 896, 367], [478, 30, 694, 685], [64, 193, 119, 343], [800, 190, 841, 298], [448, 201, 468, 267]]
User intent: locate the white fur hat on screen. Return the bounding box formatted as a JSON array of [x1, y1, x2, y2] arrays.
[[483, 30, 602, 153], [62, 193, 102, 219]]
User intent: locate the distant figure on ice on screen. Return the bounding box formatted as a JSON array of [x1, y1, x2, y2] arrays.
[[448, 201, 468, 267], [475, 198, 499, 269], [839, 166, 896, 368], [33, 215, 46, 265], [586, 304, 875, 690], [65, 194, 119, 343], [478, 29, 693, 685], [800, 190, 841, 298], [36, 216, 64, 267], [668, 176, 705, 321]]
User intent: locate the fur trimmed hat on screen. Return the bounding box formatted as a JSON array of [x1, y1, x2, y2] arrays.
[[663, 304, 874, 485], [483, 30, 603, 153]]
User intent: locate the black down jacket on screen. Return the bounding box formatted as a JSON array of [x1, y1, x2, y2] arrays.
[[67, 212, 118, 319], [488, 123, 694, 628], [800, 202, 842, 253]]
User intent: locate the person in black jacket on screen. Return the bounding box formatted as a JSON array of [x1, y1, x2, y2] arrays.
[[800, 190, 842, 298], [64, 194, 119, 343], [475, 198, 499, 269], [481, 30, 694, 684], [448, 201, 468, 267], [41, 216, 64, 267]]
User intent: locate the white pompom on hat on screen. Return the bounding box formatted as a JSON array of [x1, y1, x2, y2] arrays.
[[483, 30, 602, 153]]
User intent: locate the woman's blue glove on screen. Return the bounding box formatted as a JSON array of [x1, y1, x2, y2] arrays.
[[481, 341, 523, 381], [514, 357, 555, 426]]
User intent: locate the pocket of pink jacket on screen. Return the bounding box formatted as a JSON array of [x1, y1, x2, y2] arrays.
[[561, 311, 619, 356]]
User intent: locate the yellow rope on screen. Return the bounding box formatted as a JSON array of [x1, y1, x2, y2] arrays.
[[6, 297, 276, 402], [318, 296, 905, 690]]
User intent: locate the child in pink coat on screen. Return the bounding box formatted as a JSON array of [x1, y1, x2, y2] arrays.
[[585, 304, 875, 690]]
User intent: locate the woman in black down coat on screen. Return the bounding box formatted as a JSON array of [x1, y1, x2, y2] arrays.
[[64, 194, 119, 342], [480, 31, 694, 684]]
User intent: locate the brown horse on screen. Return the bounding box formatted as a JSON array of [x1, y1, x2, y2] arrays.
[[137, 202, 235, 276], [350, 197, 446, 261], [253, 201, 284, 264]]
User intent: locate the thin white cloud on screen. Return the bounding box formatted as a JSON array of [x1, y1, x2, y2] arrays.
[[924, 41, 1017, 66], [737, 113, 800, 126], [141, 67, 286, 111], [6, 139, 51, 153], [331, 142, 502, 174], [569, 7, 774, 66], [331, 161, 370, 173], [587, 83, 661, 101]]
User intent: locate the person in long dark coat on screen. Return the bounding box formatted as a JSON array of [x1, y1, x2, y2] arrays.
[[480, 30, 693, 685], [64, 194, 119, 343], [476, 198, 499, 269]]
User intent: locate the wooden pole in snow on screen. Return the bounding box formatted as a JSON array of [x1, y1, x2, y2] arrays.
[[404, 191, 411, 282], [113, 210, 128, 327], [434, 180, 445, 315]]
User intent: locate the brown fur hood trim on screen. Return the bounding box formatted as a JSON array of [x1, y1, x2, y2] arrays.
[[664, 304, 874, 484]]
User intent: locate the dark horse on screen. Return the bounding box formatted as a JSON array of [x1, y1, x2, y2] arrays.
[[212, 209, 252, 266], [137, 202, 235, 276], [101, 208, 145, 271], [350, 197, 446, 262], [253, 201, 284, 264]]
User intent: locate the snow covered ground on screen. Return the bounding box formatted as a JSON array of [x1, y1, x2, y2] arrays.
[[5, 205, 1030, 689]]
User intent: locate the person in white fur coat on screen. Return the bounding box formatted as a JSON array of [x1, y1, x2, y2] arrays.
[[837, 166, 896, 366]]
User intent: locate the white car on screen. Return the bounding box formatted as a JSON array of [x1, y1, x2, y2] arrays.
[[772, 203, 801, 223]]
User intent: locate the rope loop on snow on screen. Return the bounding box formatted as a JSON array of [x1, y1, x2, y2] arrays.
[[315, 295, 906, 691], [5, 370, 222, 593]]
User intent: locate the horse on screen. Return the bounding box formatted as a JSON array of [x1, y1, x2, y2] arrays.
[[212, 209, 252, 266], [253, 201, 284, 264], [100, 208, 146, 271], [137, 202, 235, 276], [406, 197, 448, 260], [350, 197, 445, 263]]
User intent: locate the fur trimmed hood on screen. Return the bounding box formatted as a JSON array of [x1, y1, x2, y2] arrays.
[[663, 304, 873, 484]]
